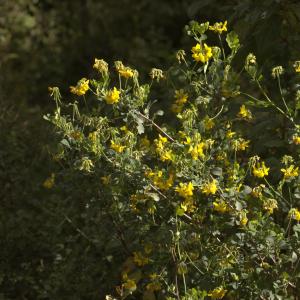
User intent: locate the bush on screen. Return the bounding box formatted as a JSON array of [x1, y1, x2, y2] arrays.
[[46, 20, 300, 299]]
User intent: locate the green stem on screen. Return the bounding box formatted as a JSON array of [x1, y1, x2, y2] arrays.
[[277, 75, 290, 116]]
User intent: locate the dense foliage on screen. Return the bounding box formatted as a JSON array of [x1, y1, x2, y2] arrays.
[[45, 21, 300, 299]]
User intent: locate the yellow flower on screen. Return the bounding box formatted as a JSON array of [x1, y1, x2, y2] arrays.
[[120, 125, 129, 134], [171, 103, 183, 113], [233, 138, 250, 151], [133, 251, 149, 266], [110, 140, 125, 153], [123, 279, 137, 292], [118, 67, 134, 78], [263, 198, 278, 214], [203, 116, 215, 130], [88, 131, 98, 143], [171, 89, 188, 113], [208, 286, 227, 299], [240, 211, 248, 226], [160, 150, 174, 162], [294, 61, 300, 73], [180, 197, 196, 213], [213, 199, 228, 213], [188, 143, 205, 160], [93, 58, 108, 74], [115, 61, 134, 78], [105, 87, 120, 104], [202, 179, 218, 195], [101, 175, 111, 185], [293, 135, 300, 145], [226, 130, 236, 139], [154, 134, 168, 150], [183, 136, 192, 145], [288, 208, 300, 221], [237, 105, 252, 120], [149, 68, 164, 81], [70, 78, 89, 96], [146, 170, 167, 190], [252, 161, 269, 178], [209, 21, 228, 34], [176, 49, 186, 64], [191, 43, 213, 63], [175, 182, 194, 198], [70, 130, 83, 141], [251, 185, 265, 198], [148, 204, 157, 214], [175, 89, 188, 104], [43, 173, 55, 189], [281, 165, 299, 179]]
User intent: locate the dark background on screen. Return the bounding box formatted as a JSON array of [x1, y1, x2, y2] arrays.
[[1, 0, 300, 299]]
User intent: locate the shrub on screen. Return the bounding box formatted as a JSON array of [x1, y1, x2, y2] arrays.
[[46, 21, 300, 299]]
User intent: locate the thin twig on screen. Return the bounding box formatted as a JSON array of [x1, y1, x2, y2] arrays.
[[134, 111, 176, 143]]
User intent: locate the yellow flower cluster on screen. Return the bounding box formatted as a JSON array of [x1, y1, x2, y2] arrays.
[[251, 184, 265, 198], [70, 78, 89, 96], [263, 198, 278, 214], [203, 116, 215, 130], [180, 197, 196, 214], [281, 165, 299, 179], [171, 89, 188, 113], [149, 68, 164, 82], [133, 251, 149, 266], [175, 182, 194, 198], [294, 61, 300, 73], [213, 199, 228, 213], [252, 161, 269, 178], [43, 173, 55, 189], [226, 130, 236, 139], [233, 138, 250, 151], [70, 130, 83, 141], [154, 134, 167, 150], [123, 278, 137, 292], [93, 58, 108, 74], [289, 208, 300, 221], [110, 140, 126, 153], [105, 87, 120, 104], [209, 21, 228, 34], [154, 134, 174, 162], [239, 210, 248, 226], [188, 142, 205, 160], [115, 61, 134, 78], [181, 133, 210, 160], [146, 169, 174, 191], [202, 179, 218, 195], [88, 131, 98, 143], [292, 135, 300, 145], [191, 43, 213, 63], [208, 286, 227, 299], [237, 105, 252, 120]]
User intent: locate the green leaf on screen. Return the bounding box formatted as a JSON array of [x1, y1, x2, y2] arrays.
[[291, 251, 298, 263], [211, 167, 222, 176], [226, 31, 240, 51], [176, 207, 185, 216], [137, 122, 145, 134], [60, 139, 71, 149], [147, 193, 160, 202]]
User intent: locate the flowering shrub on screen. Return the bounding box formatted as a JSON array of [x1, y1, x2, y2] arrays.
[[46, 21, 300, 299]]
